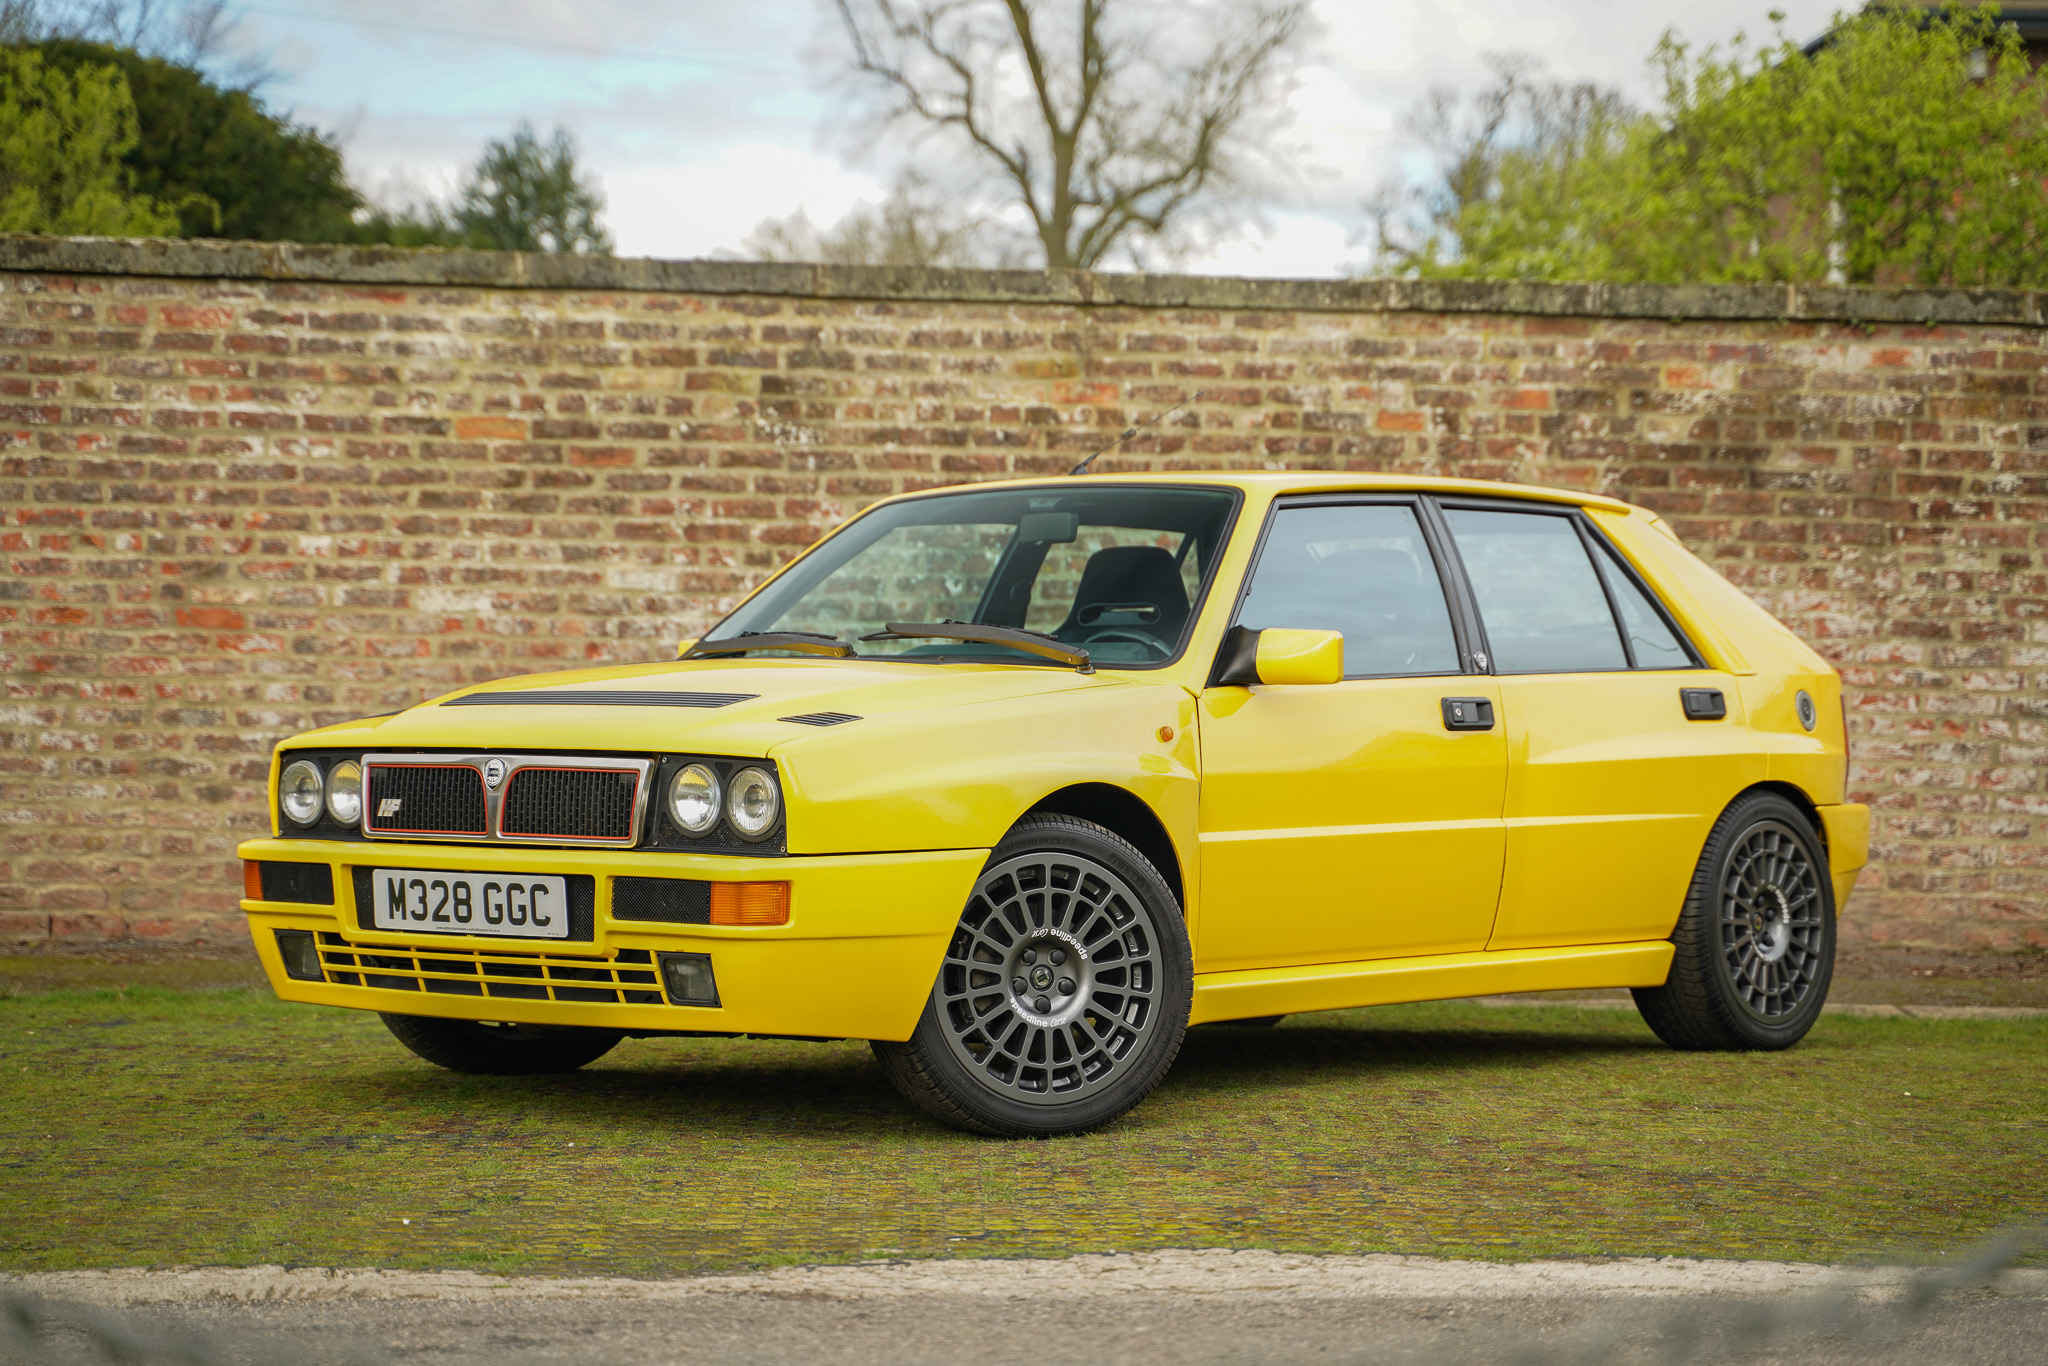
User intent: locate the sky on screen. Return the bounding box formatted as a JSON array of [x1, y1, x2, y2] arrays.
[[219, 0, 1845, 278]]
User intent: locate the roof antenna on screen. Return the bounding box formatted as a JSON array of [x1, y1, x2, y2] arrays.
[[1068, 398, 1190, 476]]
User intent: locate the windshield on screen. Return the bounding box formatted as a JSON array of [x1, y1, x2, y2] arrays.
[[705, 485, 1239, 667]]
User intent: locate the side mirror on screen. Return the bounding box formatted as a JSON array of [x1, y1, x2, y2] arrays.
[[677, 637, 697, 659], [1214, 626, 1344, 687]]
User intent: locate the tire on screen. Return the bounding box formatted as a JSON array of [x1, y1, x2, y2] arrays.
[[1632, 791, 1837, 1051], [380, 1013, 623, 1075], [871, 813, 1193, 1138]]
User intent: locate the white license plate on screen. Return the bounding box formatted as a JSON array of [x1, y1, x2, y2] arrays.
[[368, 869, 569, 940]]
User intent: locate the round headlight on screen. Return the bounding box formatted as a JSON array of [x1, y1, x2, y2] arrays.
[[280, 759, 324, 827], [326, 760, 363, 827], [725, 766, 781, 840], [667, 763, 722, 835]]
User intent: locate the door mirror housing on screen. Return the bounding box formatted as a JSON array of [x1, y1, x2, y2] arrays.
[[1214, 626, 1344, 687], [676, 637, 697, 659]]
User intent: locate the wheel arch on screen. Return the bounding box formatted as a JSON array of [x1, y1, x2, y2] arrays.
[[1741, 780, 1828, 859], [1024, 782, 1185, 908]]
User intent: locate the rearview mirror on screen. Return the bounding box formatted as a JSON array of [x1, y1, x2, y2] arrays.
[[1016, 511, 1079, 544], [1214, 626, 1344, 686], [677, 637, 697, 658]]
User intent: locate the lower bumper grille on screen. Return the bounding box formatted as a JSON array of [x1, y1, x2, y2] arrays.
[[315, 933, 664, 1005]]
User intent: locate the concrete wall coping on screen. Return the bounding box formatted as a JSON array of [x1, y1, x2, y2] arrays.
[[3, 234, 2044, 328]]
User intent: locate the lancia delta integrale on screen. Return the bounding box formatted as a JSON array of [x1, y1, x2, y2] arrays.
[[239, 473, 1868, 1137]]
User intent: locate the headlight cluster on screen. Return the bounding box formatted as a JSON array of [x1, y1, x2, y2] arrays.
[[666, 762, 781, 842], [278, 757, 364, 829]]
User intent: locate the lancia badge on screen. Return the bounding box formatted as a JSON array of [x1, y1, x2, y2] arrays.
[[483, 758, 506, 788]]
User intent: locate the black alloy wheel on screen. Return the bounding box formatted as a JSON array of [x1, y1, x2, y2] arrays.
[[1633, 790, 1837, 1050], [380, 1013, 623, 1074], [871, 813, 1193, 1137]]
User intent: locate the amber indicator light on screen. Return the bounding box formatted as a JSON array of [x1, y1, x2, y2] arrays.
[[243, 860, 264, 900], [1157, 725, 1175, 743], [709, 881, 791, 926]]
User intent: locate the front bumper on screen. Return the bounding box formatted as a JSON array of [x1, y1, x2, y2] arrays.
[[237, 838, 988, 1041]]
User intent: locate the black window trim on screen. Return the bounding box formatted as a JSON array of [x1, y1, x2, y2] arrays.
[[1211, 492, 1484, 685], [1430, 495, 1707, 676], [1577, 516, 1708, 671]]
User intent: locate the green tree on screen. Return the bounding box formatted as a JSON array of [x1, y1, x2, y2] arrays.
[[32, 38, 360, 241], [1378, 4, 2048, 288], [0, 45, 177, 233], [451, 123, 611, 254]]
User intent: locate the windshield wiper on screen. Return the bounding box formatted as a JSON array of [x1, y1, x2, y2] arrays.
[[861, 622, 1093, 673], [686, 631, 856, 659]]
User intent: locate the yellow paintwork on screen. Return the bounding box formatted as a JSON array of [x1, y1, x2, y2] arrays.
[[240, 472, 1869, 1042], [1189, 941, 1678, 1024], [1252, 628, 1345, 685]]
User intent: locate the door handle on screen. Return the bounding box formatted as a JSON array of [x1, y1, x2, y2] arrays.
[[1441, 696, 1495, 731], [1680, 687, 1727, 720]]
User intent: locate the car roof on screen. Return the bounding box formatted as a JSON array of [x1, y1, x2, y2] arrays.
[[881, 470, 1634, 513]]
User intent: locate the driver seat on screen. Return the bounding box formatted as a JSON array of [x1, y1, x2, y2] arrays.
[[1054, 545, 1191, 642]]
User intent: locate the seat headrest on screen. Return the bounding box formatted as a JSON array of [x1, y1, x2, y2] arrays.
[[1062, 545, 1190, 637]]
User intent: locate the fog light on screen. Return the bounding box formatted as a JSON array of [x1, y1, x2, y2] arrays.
[[274, 929, 323, 982], [709, 881, 790, 926], [657, 951, 720, 1007]]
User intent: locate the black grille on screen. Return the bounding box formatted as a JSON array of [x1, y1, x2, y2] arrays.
[[257, 861, 334, 904], [364, 764, 487, 836], [612, 876, 712, 924], [442, 690, 757, 708], [501, 767, 639, 841], [780, 712, 861, 726], [315, 933, 663, 1004]]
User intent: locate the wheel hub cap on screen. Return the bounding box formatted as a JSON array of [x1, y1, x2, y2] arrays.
[[935, 850, 1162, 1106], [1717, 820, 1824, 1018]]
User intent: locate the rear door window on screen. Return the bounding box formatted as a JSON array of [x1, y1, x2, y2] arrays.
[[1442, 508, 1627, 673], [1236, 503, 1460, 677]]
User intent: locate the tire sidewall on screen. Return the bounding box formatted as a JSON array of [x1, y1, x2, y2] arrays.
[[909, 816, 1193, 1136], [1699, 794, 1837, 1047]]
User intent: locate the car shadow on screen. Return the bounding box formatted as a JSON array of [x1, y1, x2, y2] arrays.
[[313, 1014, 1665, 1141], [1167, 1017, 1665, 1093]]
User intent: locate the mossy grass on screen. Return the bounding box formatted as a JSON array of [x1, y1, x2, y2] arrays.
[[2, 987, 2040, 1276]]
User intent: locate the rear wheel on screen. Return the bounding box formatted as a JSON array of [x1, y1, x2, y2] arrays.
[[380, 1014, 622, 1075], [1633, 791, 1836, 1050], [872, 813, 1192, 1137]]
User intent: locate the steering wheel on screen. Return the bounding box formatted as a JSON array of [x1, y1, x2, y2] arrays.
[[1080, 628, 1172, 660]]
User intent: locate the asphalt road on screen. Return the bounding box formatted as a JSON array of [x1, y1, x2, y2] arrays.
[[7, 1252, 2046, 1366]]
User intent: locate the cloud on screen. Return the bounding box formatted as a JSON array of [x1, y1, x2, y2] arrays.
[[605, 146, 885, 259]]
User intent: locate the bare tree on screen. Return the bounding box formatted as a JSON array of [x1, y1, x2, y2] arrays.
[[1367, 53, 1635, 275], [5, 0, 263, 85], [740, 172, 1023, 267], [828, 0, 1311, 270]]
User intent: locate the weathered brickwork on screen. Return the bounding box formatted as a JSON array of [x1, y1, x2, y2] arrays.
[[2, 241, 2044, 952]]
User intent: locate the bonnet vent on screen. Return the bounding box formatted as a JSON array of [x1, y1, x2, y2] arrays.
[[442, 690, 758, 708], [779, 712, 861, 727]]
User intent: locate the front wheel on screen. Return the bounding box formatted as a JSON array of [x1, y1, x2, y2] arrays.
[[1633, 791, 1836, 1050], [380, 1014, 623, 1075], [872, 813, 1192, 1137]]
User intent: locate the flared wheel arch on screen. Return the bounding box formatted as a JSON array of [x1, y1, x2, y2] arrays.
[[1025, 783, 1185, 910]]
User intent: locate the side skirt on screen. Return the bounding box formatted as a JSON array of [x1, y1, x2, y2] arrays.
[[1189, 940, 1676, 1025]]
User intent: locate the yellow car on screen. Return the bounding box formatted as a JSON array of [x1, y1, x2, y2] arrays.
[[239, 472, 1868, 1137]]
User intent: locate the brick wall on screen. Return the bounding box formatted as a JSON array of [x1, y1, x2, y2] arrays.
[[2, 239, 2044, 953]]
